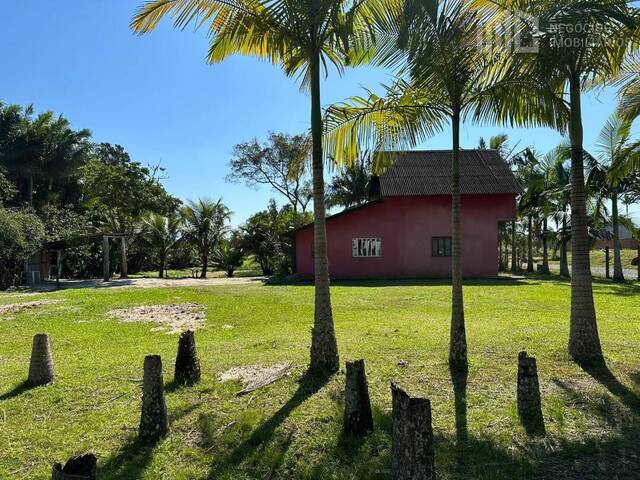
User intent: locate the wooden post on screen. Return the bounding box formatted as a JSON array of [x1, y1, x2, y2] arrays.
[[102, 236, 110, 282], [605, 246, 610, 279], [637, 244, 639, 282], [174, 330, 201, 386], [56, 250, 62, 289], [391, 382, 435, 480], [517, 351, 545, 435], [28, 334, 54, 386], [120, 237, 128, 279], [343, 359, 373, 436], [139, 355, 168, 442]]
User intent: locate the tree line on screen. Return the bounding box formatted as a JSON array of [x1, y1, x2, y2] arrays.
[[0, 105, 315, 288]]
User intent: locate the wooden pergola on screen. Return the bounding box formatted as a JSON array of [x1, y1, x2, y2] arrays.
[[43, 233, 128, 286]]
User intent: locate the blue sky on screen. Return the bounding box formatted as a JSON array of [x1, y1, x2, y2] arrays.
[[1, 1, 637, 225]]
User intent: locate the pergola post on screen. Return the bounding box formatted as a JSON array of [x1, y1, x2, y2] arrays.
[[120, 237, 128, 279], [103, 236, 110, 282]]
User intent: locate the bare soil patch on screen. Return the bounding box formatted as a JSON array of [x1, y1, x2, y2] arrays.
[[108, 303, 206, 334], [0, 300, 60, 315]]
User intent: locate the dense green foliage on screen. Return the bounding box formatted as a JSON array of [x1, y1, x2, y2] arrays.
[[0, 208, 45, 288], [242, 200, 311, 276]]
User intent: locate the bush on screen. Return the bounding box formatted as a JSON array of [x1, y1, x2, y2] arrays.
[[0, 208, 45, 289]]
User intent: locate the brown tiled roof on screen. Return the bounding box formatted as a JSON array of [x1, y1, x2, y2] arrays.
[[378, 150, 522, 196]]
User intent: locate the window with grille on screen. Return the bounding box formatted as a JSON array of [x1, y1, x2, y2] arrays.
[[432, 237, 452, 257], [352, 238, 382, 257]]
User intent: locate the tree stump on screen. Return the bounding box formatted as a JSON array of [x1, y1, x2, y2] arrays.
[[174, 330, 201, 386], [517, 351, 545, 435], [391, 382, 435, 480], [139, 355, 168, 442], [51, 454, 97, 480], [28, 334, 54, 386], [343, 359, 373, 436]]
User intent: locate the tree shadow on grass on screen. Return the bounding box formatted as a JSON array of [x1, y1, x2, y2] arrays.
[[205, 373, 331, 479], [0, 381, 35, 401], [579, 362, 640, 413], [98, 403, 200, 479]]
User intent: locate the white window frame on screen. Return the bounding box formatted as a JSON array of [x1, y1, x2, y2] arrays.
[[352, 238, 382, 258]]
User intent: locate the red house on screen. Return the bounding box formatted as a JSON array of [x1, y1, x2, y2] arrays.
[[294, 150, 521, 279]]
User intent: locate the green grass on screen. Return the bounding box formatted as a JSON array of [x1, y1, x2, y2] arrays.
[[1, 277, 639, 479], [546, 248, 638, 273]]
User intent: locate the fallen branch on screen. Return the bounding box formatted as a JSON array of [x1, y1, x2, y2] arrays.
[[236, 363, 292, 396]]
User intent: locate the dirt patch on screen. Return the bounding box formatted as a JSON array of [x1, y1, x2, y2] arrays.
[[108, 303, 206, 334], [0, 300, 60, 315], [218, 363, 291, 388]]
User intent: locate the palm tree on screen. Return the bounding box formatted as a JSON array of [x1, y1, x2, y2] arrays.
[[143, 212, 183, 278], [326, 156, 372, 208], [131, 0, 383, 375], [182, 198, 231, 279], [478, 0, 637, 365], [325, 0, 560, 369], [588, 113, 640, 282]]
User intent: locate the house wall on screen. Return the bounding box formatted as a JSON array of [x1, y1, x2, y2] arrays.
[[295, 194, 517, 278]]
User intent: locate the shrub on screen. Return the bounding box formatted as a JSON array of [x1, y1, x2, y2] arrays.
[[0, 208, 45, 289]]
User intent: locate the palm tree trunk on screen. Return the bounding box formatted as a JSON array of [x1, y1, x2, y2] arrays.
[[567, 77, 603, 364], [449, 111, 467, 370], [120, 237, 128, 279], [200, 246, 208, 279], [541, 217, 550, 274], [159, 252, 166, 279], [527, 215, 534, 273], [611, 191, 624, 282], [511, 221, 517, 272], [308, 49, 339, 376]]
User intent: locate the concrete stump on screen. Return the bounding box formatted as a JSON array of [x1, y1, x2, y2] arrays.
[[517, 351, 545, 435], [174, 330, 201, 386], [52, 454, 97, 480], [28, 334, 54, 386], [139, 355, 168, 442], [343, 359, 373, 436], [391, 382, 435, 480]]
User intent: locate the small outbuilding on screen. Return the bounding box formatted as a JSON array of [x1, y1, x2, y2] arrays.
[[294, 150, 521, 279]]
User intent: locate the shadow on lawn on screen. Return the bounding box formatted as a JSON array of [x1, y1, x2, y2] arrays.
[[99, 403, 199, 478], [0, 381, 35, 401], [204, 373, 330, 479], [580, 362, 640, 413]]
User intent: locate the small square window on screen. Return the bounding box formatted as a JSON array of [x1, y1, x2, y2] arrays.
[[432, 237, 452, 257]]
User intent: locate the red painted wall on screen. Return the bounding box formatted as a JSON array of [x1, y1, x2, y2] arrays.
[[295, 194, 517, 278]]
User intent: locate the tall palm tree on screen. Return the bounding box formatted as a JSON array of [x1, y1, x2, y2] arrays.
[[477, 0, 637, 365], [588, 113, 640, 282], [131, 0, 384, 375], [182, 198, 231, 279], [143, 212, 183, 278], [325, 0, 561, 369]]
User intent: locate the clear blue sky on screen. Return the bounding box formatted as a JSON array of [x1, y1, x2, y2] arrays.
[[1, 1, 637, 225]]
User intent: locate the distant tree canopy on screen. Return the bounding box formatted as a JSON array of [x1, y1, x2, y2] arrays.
[[227, 132, 312, 213]]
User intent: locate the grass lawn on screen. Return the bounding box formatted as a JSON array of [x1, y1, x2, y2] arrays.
[[545, 248, 639, 274], [0, 277, 639, 479]]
